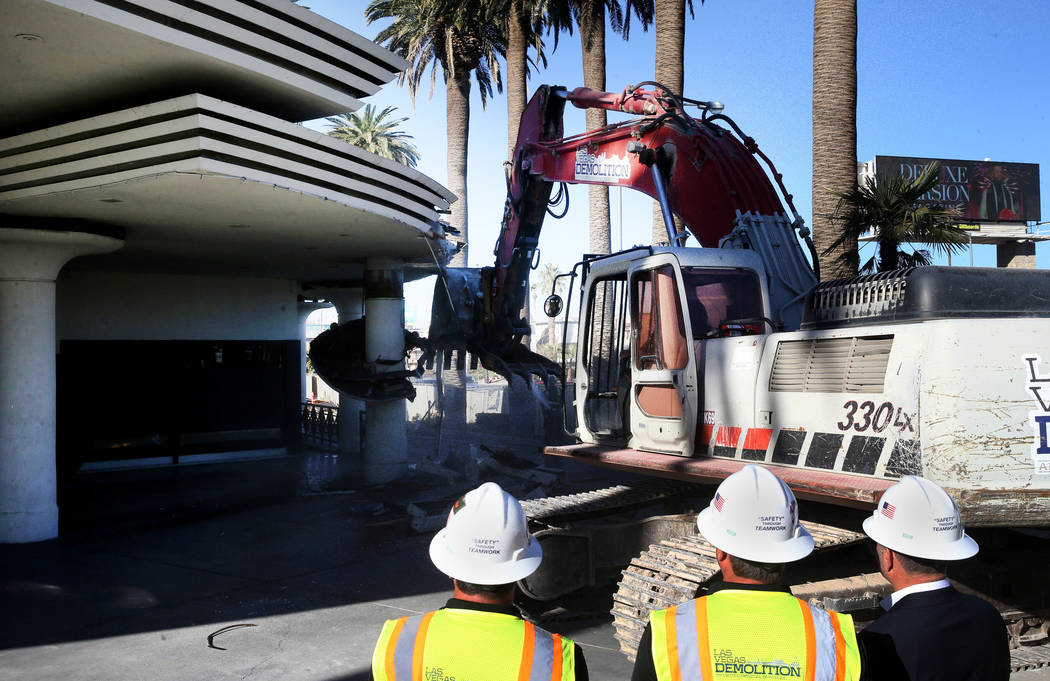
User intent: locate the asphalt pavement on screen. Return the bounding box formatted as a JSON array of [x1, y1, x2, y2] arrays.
[[2, 444, 1046, 680], [0, 445, 637, 681]]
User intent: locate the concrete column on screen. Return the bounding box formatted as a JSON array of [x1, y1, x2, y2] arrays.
[[363, 259, 407, 484], [996, 241, 1037, 269], [324, 289, 365, 456], [0, 227, 123, 543], [296, 299, 331, 404]]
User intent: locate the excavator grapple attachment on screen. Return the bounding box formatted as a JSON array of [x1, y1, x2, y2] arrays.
[[429, 268, 562, 389], [308, 318, 431, 402]]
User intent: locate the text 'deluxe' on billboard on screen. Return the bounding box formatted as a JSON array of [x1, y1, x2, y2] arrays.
[[875, 156, 1040, 224]]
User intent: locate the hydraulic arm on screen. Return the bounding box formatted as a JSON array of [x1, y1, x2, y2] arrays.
[[312, 83, 817, 397], [429, 83, 815, 387]]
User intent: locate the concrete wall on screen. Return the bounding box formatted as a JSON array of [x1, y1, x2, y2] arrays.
[[57, 271, 299, 341]]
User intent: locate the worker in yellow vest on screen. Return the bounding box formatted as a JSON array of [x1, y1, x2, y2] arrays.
[[631, 465, 861, 681], [372, 481, 586, 681]]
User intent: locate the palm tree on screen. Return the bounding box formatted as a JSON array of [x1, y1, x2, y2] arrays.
[[822, 163, 968, 274], [546, 0, 632, 256], [366, 0, 506, 268], [543, 2, 648, 395], [651, 0, 690, 109], [501, 0, 549, 349], [812, 0, 858, 279], [325, 105, 421, 167], [645, 0, 697, 246], [505, 1, 548, 158]]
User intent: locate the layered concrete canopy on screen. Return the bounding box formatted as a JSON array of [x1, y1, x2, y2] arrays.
[[2, 0, 409, 132], [0, 94, 455, 279], [2, 0, 457, 280]]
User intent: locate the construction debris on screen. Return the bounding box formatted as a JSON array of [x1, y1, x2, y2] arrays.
[[407, 503, 447, 533]]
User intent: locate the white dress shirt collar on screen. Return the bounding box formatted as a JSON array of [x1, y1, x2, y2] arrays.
[[880, 578, 951, 611]]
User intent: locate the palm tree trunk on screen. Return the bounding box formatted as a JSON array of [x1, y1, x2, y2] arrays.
[[507, 1, 532, 346], [444, 65, 471, 429], [447, 64, 471, 268], [880, 236, 900, 271], [652, 0, 686, 246], [579, 0, 611, 256], [812, 0, 858, 280], [507, 1, 529, 160], [579, 0, 615, 420]]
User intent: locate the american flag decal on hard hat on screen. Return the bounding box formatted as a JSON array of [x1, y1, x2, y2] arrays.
[[713, 493, 726, 512], [881, 501, 896, 519]]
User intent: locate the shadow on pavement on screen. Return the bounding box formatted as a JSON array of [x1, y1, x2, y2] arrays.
[[1, 444, 635, 656], [2, 452, 458, 651]]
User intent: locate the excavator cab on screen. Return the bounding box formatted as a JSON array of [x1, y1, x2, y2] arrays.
[[574, 247, 775, 458]]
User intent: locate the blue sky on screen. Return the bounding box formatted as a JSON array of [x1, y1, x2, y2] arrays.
[[300, 0, 1050, 324]]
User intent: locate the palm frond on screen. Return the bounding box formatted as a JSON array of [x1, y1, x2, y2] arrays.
[[368, 0, 504, 109], [822, 162, 968, 273], [325, 104, 420, 167]]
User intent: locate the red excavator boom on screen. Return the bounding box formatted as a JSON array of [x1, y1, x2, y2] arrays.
[[313, 83, 815, 397], [429, 83, 811, 386]]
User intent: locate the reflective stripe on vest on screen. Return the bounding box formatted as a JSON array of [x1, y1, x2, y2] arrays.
[[522, 622, 564, 681], [650, 592, 858, 681], [378, 610, 570, 681], [387, 611, 435, 681]]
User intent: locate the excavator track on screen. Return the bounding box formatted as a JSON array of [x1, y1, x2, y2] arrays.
[[612, 531, 1050, 674], [521, 480, 700, 524], [523, 484, 1050, 672], [1011, 643, 1050, 672], [612, 521, 865, 661]]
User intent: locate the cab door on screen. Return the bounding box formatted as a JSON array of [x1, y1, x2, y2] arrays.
[[575, 266, 632, 443], [628, 255, 698, 456]]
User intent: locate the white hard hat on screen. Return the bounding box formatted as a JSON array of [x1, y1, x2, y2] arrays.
[[862, 476, 978, 561], [429, 482, 542, 584], [696, 465, 814, 563]]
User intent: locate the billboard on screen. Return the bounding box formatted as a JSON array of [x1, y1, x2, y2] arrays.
[[874, 156, 1040, 223]]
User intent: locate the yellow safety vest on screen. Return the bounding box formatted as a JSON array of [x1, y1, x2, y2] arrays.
[[372, 607, 576, 681], [649, 589, 861, 681]]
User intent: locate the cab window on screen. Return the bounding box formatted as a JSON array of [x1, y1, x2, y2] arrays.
[[632, 265, 688, 371], [681, 268, 765, 338]]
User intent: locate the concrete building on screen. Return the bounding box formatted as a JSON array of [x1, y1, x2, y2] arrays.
[[1, 0, 455, 542]]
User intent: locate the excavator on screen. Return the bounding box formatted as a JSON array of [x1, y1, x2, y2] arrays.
[[311, 83, 1050, 670]]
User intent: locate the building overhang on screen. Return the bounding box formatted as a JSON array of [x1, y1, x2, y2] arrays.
[[0, 94, 455, 281], [2, 0, 409, 134]]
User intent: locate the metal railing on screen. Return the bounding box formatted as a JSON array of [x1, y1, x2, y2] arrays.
[[300, 403, 338, 450]]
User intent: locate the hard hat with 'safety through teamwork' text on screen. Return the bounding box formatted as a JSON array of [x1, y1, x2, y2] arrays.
[[696, 464, 814, 563], [429, 482, 542, 585], [862, 475, 979, 561]]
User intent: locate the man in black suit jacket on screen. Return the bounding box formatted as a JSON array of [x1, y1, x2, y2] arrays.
[[859, 476, 1010, 681]]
